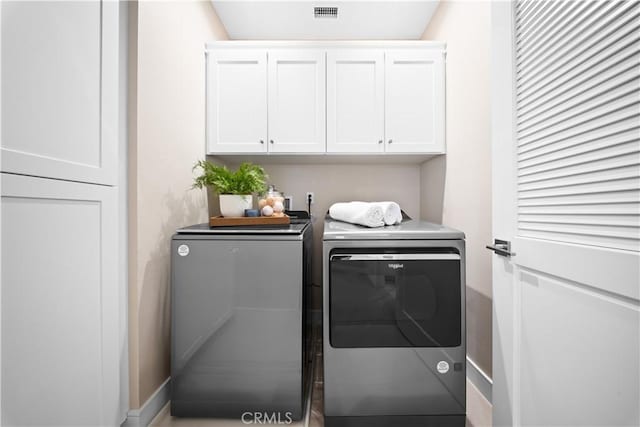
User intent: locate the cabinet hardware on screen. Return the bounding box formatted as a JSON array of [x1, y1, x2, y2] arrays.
[[388, 139, 393, 144], [260, 140, 264, 144], [270, 140, 274, 144], [378, 140, 383, 144]]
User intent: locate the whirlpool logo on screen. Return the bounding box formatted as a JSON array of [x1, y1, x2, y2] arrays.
[[387, 263, 404, 270]]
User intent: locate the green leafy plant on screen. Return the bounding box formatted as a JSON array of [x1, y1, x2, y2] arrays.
[[192, 160, 268, 195]]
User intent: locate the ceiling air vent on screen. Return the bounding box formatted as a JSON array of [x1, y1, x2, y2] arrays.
[[314, 7, 338, 19]]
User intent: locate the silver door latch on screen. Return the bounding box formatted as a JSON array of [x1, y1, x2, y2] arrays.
[[486, 239, 515, 257]]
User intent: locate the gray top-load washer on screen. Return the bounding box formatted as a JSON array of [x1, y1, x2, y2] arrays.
[[171, 219, 313, 419], [323, 217, 466, 427]]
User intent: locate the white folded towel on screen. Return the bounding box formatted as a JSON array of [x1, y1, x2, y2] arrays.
[[329, 201, 385, 228], [373, 201, 403, 225]]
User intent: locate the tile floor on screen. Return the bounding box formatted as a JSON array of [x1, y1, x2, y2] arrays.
[[150, 335, 491, 427]]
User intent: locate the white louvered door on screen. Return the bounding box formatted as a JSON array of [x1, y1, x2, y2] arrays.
[[491, 2, 640, 426]]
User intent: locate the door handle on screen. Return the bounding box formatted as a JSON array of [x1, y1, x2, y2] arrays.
[[486, 239, 515, 257]]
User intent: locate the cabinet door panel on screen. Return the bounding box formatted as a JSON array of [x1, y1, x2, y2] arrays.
[[268, 51, 325, 153], [327, 50, 384, 153], [385, 50, 445, 153], [207, 50, 267, 153], [1, 173, 119, 426], [0, 0, 118, 184]]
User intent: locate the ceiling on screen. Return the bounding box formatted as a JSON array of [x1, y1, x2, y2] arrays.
[[211, 1, 441, 40]]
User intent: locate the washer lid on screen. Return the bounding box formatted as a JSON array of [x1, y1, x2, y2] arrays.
[[323, 218, 464, 240], [177, 220, 309, 236]]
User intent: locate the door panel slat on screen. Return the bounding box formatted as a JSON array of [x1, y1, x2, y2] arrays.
[[517, 41, 639, 119], [518, 120, 639, 161], [518, 96, 639, 144], [515, 0, 546, 24], [518, 105, 640, 153], [517, 52, 639, 128], [516, 0, 572, 48], [516, 1, 610, 74], [516, 3, 638, 96], [518, 189, 640, 205], [518, 166, 640, 192], [519, 203, 640, 215], [517, 229, 640, 252], [516, 1, 634, 83], [518, 81, 639, 137], [519, 148, 640, 182], [515, 0, 640, 253], [518, 222, 638, 241], [518, 177, 640, 199], [519, 214, 640, 228]]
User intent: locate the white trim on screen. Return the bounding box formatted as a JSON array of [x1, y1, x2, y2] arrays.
[[206, 40, 446, 50], [121, 379, 171, 427], [0, 1, 3, 421], [208, 153, 440, 165], [118, 0, 129, 423], [491, 2, 518, 426], [466, 378, 492, 427], [466, 356, 492, 404]]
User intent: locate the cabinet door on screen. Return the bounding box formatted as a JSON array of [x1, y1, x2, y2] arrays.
[[268, 51, 326, 153], [1, 173, 119, 426], [385, 50, 445, 153], [206, 50, 268, 154], [327, 50, 384, 153], [0, 0, 119, 185]]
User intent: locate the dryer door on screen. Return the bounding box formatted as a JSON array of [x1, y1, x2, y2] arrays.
[[329, 251, 461, 348]]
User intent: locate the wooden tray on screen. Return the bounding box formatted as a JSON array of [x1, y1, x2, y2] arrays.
[[209, 214, 290, 227]]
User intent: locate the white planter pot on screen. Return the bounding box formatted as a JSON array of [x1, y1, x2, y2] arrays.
[[219, 194, 252, 217]]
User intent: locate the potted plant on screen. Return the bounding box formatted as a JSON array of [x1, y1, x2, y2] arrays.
[[192, 160, 268, 217]]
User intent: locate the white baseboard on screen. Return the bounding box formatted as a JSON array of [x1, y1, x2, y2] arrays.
[[121, 378, 170, 427], [466, 356, 492, 403]]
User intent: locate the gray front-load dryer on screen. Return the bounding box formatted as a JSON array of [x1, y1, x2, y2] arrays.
[[323, 218, 466, 427]]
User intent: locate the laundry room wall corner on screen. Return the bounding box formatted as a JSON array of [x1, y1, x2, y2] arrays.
[[127, 0, 229, 417], [420, 0, 493, 392]]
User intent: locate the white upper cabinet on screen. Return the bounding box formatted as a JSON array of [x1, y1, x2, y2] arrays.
[[268, 50, 326, 153], [205, 42, 446, 158], [326, 50, 385, 153], [385, 50, 445, 153], [207, 50, 268, 153], [0, 0, 119, 185]]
